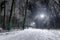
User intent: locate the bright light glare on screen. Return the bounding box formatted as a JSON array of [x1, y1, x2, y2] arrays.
[[35, 13, 46, 20], [40, 14, 45, 18]]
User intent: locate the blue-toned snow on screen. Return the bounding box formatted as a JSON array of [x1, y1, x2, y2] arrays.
[[0, 28, 60, 40]]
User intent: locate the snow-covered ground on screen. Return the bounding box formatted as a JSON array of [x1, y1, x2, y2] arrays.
[[0, 28, 60, 40]]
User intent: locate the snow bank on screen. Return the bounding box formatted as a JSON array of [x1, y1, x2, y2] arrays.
[[0, 28, 60, 40]]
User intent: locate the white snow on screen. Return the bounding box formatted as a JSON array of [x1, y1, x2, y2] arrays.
[[0, 28, 60, 40]]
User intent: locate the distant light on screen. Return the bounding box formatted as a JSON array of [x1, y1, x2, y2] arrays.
[[30, 22, 35, 26], [40, 14, 45, 18], [35, 12, 47, 20], [32, 22, 35, 25]]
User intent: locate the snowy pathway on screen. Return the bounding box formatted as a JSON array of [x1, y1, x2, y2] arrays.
[[0, 28, 60, 40]]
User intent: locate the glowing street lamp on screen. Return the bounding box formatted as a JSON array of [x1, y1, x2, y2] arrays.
[[40, 14, 45, 19], [35, 14, 45, 20], [30, 22, 35, 26]]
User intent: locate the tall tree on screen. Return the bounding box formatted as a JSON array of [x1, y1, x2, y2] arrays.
[[22, 0, 28, 29], [7, 0, 14, 30], [0, 0, 7, 30], [59, 0, 60, 7]]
